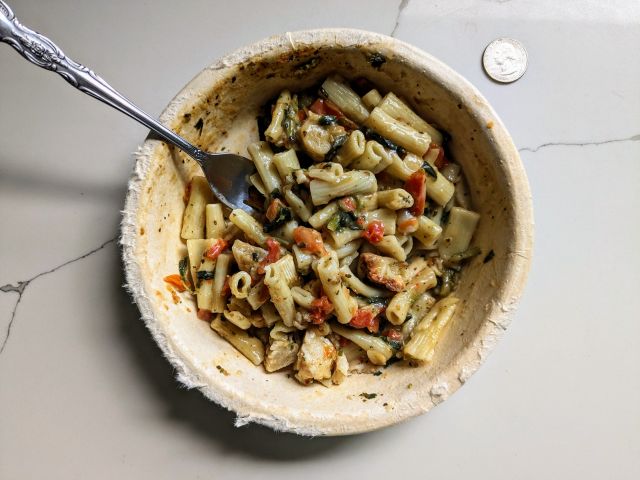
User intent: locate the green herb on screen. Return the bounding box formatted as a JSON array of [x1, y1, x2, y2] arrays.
[[216, 365, 230, 376], [436, 268, 457, 297], [281, 98, 300, 147], [264, 205, 292, 232], [368, 52, 386, 69], [319, 115, 337, 126], [327, 211, 363, 232], [194, 118, 204, 135], [483, 249, 495, 263], [178, 256, 194, 293], [384, 339, 403, 351], [359, 392, 378, 400], [372, 371, 383, 376], [252, 252, 260, 262], [298, 92, 315, 110], [324, 134, 348, 162], [422, 162, 438, 179], [361, 127, 406, 157], [365, 296, 388, 307], [446, 246, 481, 264], [197, 271, 216, 281]]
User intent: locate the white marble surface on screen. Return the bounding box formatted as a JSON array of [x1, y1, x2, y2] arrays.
[[1, 0, 639, 478]]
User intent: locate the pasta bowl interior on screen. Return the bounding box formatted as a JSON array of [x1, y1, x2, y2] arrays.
[[122, 29, 533, 436]]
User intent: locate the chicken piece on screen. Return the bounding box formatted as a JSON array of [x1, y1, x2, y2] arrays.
[[264, 322, 299, 372], [359, 253, 407, 292], [331, 352, 349, 385], [294, 327, 337, 385], [299, 112, 347, 162], [232, 240, 267, 278]]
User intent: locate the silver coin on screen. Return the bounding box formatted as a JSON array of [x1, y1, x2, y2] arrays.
[[482, 38, 528, 83]]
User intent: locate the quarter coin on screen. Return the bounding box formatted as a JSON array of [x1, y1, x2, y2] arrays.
[[482, 38, 528, 83]]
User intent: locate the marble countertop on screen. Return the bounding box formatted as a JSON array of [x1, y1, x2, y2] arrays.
[[1, 1, 638, 478]]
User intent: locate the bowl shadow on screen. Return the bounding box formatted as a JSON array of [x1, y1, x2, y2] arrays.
[[111, 243, 355, 459]]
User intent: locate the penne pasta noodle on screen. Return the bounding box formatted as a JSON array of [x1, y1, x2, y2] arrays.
[[377, 92, 443, 145], [210, 316, 264, 366], [362, 89, 383, 110], [404, 297, 459, 362], [317, 252, 357, 324], [365, 106, 431, 155], [181, 176, 212, 240], [376, 188, 414, 210], [438, 207, 480, 259], [322, 76, 370, 123], [248, 141, 281, 195], [229, 271, 252, 299], [229, 209, 267, 246], [335, 130, 366, 166], [205, 204, 225, 239], [309, 170, 377, 205], [273, 149, 301, 180]]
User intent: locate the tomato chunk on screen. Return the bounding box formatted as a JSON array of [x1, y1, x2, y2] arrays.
[[362, 220, 385, 244], [163, 274, 186, 292], [197, 309, 212, 321], [309, 295, 334, 324], [204, 239, 228, 261], [293, 227, 327, 255], [338, 196, 357, 212], [257, 237, 282, 274], [431, 144, 449, 169], [405, 169, 427, 216], [309, 98, 344, 118], [350, 309, 380, 333]]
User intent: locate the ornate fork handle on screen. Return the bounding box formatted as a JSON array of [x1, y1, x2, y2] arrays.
[[0, 0, 203, 159]]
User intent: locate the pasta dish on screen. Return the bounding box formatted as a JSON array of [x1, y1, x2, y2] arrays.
[[163, 75, 480, 386]]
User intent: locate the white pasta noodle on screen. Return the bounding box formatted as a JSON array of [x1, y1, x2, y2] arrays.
[[309, 170, 377, 205], [362, 89, 382, 110], [321, 76, 370, 124], [265, 90, 292, 145], [364, 208, 397, 235], [229, 271, 252, 299], [387, 266, 437, 325], [211, 253, 232, 313], [181, 176, 212, 240], [291, 286, 317, 309], [365, 107, 431, 155], [438, 207, 480, 258], [377, 92, 443, 145], [210, 315, 264, 366], [331, 323, 393, 365], [249, 173, 267, 196], [283, 185, 312, 222], [307, 162, 344, 182], [229, 209, 267, 246], [264, 262, 296, 327], [308, 201, 338, 229], [248, 141, 281, 194], [375, 235, 408, 261], [404, 297, 459, 362], [205, 204, 225, 239], [334, 130, 366, 166], [273, 149, 301, 180], [317, 252, 357, 324], [412, 216, 442, 249], [376, 188, 414, 210]]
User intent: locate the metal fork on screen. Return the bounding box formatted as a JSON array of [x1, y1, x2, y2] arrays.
[[0, 1, 255, 212]]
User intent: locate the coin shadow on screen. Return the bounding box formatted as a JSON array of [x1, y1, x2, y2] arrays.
[[111, 243, 355, 460]]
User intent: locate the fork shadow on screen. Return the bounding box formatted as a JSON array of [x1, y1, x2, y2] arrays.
[[111, 244, 355, 459]]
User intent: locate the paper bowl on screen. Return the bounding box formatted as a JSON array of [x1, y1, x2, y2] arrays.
[[121, 29, 533, 436]]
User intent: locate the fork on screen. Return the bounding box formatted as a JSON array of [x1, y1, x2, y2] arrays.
[[0, 1, 255, 212]]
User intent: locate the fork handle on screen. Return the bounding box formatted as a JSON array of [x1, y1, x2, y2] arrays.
[[0, 1, 206, 161]]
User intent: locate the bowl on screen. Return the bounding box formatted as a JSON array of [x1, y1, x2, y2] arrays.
[[121, 29, 533, 435]]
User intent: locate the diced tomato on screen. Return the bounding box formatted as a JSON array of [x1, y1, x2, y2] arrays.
[[430, 144, 449, 169], [163, 274, 186, 292], [309, 295, 334, 324], [204, 239, 228, 261], [293, 227, 327, 255], [350, 309, 380, 333], [221, 275, 232, 296], [257, 237, 282, 274], [197, 309, 212, 321], [309, 98, 344, 118], [362, 220, 385, 244], [397, 216, 419, 235], [297, 109, 307, 122], [266, 198, 286, 222], [405, 169, 427, 216], [338, 196, 356, 212], [339, 336, 351, 347], [385, 328, 403, 341], [356, 216, 366, 228]]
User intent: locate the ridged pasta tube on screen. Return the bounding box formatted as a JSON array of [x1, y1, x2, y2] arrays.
[[210, 315, 265, 366], [365, 107, 431, 155], [377, 92, 443, 145], [309, 170, 377, 205], [334, 130, 366, 166], [321, 76, 370, 124], [404, 297, 459, 362], [331, 323, 394, 365], [317, 252, 357, 324], [386, 266, 437, 325]]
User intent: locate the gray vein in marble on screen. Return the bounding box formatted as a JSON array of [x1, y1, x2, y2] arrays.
[[391, 0, 410, 37], [519, 133, 640, 153], [0, 236, 118, 354]]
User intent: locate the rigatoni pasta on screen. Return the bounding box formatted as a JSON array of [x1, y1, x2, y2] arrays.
[[166, 75, 481, 386]]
